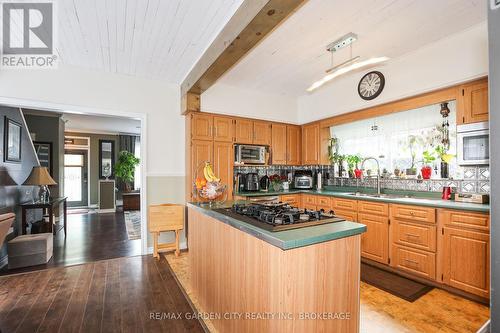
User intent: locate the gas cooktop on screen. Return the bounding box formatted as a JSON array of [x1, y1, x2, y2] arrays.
[[215, 202, 345, 232]]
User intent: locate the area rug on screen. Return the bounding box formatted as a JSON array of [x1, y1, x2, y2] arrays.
[[361, 262, 433, 302], [124, 210, 141, 240]]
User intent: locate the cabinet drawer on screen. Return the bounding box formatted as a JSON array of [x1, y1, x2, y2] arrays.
[[358, 201, 388, 216], [391, 204, 436, 224], [391, 244, 436, 280], [335, 210, 357, 222], [332, 198, 357, 211], [440, 209, 489, 232], [316, 196, 331, 208], [392, 219, 436, 252], [280, 195, 300, 207], [303, 195, 317, 205]]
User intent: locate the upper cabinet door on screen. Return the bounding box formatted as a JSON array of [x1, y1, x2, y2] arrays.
[[253, 121, 272, 145], [235, 119, 254, 144], [302, 123, 320, 165], [213, 116, 234, 142], [271, 123, 287, 165], [287, 125, 301, 165], [458, 79, 489, 124], [191, 113, 213, 141]]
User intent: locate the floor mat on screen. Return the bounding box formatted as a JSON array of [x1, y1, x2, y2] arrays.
[[124, 210, 141, 240], [361, 262, 433, 302]]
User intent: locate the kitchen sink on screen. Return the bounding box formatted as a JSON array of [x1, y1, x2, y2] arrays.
[[345, 192, 411, 199]]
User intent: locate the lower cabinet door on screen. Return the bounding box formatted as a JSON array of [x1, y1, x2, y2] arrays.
[[358, 213, 389, 264], [335, 209, 357, 222], [442, 227, 490, 298], [391, 244, 436, 280]]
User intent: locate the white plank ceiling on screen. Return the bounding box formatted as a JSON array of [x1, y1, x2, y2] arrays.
[[215, 0, 487, 97], [53, 0, 243, 83]]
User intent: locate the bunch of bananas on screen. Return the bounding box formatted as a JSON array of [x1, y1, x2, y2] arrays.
[[203, 162, 220, 182]]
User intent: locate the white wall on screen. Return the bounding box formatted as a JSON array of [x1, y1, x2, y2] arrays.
[[201, 83, 298, 123], [297, 22, 489, 124], [0, 65, 184, 175]]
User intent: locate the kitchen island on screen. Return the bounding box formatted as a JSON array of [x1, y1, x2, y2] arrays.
[[187, 202, 366, 333]]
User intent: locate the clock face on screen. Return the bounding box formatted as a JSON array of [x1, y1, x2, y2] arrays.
[[358, 71, 385, 100]]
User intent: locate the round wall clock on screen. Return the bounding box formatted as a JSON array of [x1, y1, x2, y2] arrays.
[[358, 71, 385, 100]]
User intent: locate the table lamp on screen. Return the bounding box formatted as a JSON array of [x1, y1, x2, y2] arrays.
[[23, 166, 57, 203]]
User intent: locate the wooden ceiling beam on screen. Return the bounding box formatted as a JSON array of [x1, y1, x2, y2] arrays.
[[180, 0, 306, 114]]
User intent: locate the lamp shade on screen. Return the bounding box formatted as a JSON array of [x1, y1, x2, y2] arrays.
[[23, 166, 57, 186]]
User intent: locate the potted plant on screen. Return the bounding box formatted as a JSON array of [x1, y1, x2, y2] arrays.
[[269, 174, 286, 192], [114, 151, 140, 192], [346, 155, 362, 178], [421, 150, 436, 180], [435, 145, 455, 179], [328, 137, 345, 177], [405, 135, 422, 176]]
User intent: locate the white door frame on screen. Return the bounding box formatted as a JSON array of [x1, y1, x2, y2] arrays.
[[0, 96, 149, 255]]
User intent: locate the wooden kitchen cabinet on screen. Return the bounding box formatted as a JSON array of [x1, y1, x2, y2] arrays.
[[280, 194, 301, 208], [213, 116, 234, 142], [358, 212, 389, 264], [391, 244, 436, 280], [191, 113, 213, 141], [213, 141, 234, 198], [253, 121, 272, 145], [190, 140, 214, 200], [442, 227, 490, 298], [235, 119, 254, 144], [271, 123, 287, 164], [302, 123, 320, 165], [287, 125, 301, 165], [303, 194, 317, 210], [458, 79, 489, 124]]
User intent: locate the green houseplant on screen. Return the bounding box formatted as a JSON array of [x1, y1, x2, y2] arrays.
[[114, 151, 140, 192], [346, 155, 362, 178]]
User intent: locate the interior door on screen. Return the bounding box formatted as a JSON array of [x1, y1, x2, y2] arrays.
[[64, 150, 89, 207]]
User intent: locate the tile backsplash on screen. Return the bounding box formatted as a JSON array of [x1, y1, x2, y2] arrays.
[[234, 165, 490, 194]]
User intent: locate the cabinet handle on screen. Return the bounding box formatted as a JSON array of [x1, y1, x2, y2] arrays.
[[404, 258, 419, 265]]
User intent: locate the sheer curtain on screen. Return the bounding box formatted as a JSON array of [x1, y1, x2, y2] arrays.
[[330, 101, 457, 174]]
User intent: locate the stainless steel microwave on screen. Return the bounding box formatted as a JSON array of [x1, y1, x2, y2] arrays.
[[457, 122, 489, 165], [234, 144, 267, 165]]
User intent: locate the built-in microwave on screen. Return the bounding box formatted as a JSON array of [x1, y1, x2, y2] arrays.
[[457, 122, 489, 165], [234, 144, 267, 165]]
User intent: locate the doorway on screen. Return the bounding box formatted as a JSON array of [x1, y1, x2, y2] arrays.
[[64, 150, 89, 207]]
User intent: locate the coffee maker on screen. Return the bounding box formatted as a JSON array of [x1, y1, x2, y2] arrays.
[[259, 174, 270, 192], [244, 173, 260, 191]]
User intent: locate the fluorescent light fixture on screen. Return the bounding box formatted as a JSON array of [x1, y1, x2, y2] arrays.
[[306, 56, 389, 92], [326, 56, 360, 74]]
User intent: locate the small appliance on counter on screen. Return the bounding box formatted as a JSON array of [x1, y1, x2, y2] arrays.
[[244, 173, 260, 191], [259, 174, 270, 192], [454, 193, 489, 204], [294, 170, 313, 189], [235, 173, 246, 193]]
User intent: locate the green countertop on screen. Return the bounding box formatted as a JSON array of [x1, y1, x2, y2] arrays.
[[235, 189, 490, 213], [187, 202, 367, 250]]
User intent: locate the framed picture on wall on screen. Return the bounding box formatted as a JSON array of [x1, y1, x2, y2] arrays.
[[3, 116, 22, 163], [33, 141, 53, 176], [99, 139, 115, 179]]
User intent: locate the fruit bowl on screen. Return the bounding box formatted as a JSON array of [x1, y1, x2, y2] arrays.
[[193, 162, 227, 206]]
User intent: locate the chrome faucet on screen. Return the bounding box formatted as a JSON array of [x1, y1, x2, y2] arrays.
[[361, 157, 381, 195]]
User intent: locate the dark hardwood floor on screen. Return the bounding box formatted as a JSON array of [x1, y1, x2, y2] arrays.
[[2, 209, 142, 275], [0, 256, 204, 333]]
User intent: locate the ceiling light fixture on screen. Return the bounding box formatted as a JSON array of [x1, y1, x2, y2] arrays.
[[306, 56, 389, 92], [307, 32, 389, 92]]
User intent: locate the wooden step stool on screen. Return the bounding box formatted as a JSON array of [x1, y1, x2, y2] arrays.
[[148, 204, 184, 258]]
